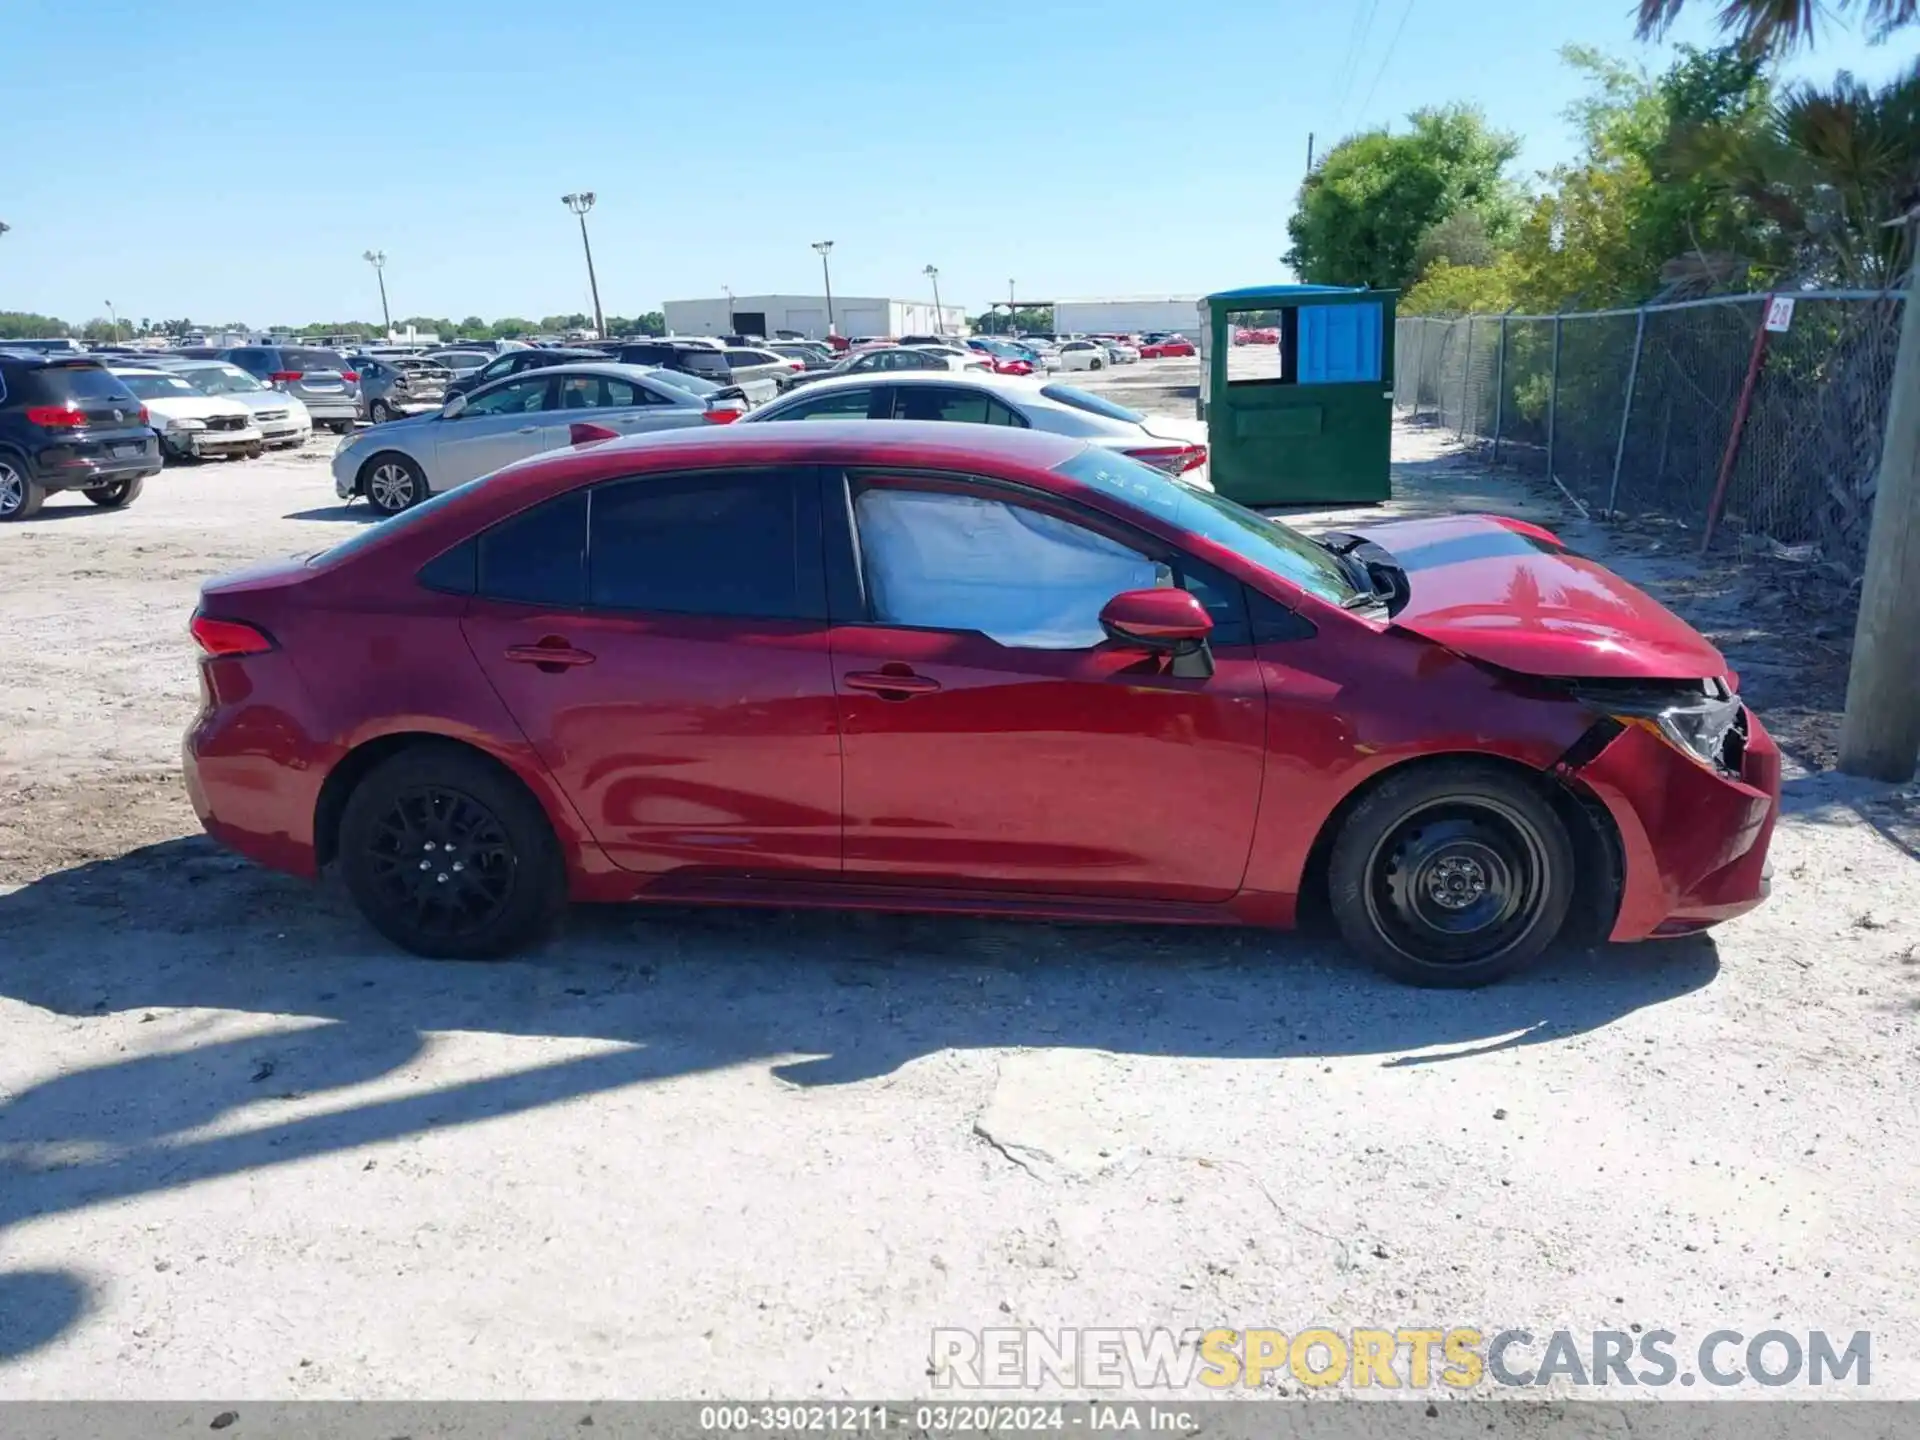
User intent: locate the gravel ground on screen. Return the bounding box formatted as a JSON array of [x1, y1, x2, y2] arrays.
[[1, 367, 1916, 1400]]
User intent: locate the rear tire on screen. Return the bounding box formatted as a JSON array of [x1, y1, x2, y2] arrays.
[[0, 456, 45, 520], [1327, 761, 1574, 988], [338, 744, 565, 960], [85, 477, 143, 508], [1090, 358, 1104, 370], [360, 452, 426, 515]]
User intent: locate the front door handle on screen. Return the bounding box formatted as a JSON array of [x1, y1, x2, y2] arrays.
[[516, 424, 538, 433], [843, 668, 941, 697], [505, 638, 596, 672]]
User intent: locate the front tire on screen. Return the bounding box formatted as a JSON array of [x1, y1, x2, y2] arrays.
[[360, 452, 426, 515], [1327, 761, 1574, 987], [338, 745, 565, 960], [1090, 358, 1104, 370], [369, 399, 394, 424], [85, 477, 143, 508]]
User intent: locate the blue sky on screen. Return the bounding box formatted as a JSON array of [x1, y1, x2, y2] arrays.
[[2, 0, 1909, 328]]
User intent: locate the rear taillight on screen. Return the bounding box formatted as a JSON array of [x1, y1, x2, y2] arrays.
[[269, 371, 302, 383], [25, 404, 86, 428], [340, 370, 360, 383], [702, 407, 742, 424], [1124, 444, 1209, 475], [190, 612, 275, 658], [138, 405, 150, 425]]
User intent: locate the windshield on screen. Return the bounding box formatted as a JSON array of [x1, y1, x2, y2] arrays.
[[117, 372, 201, 399], [1040, 384, 1144, 425], [181, 364, 264, 395], [1056, 449, 1360, 605], [279, 347, 345, 373]]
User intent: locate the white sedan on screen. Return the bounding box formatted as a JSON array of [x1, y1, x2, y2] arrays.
[[109, 367, 262, 461], [1056, 339, 1113, 372], [742, 372, 1212, 489]]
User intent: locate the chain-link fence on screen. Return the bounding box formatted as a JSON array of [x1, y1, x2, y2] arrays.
[[1395, 292, 1905, 579]]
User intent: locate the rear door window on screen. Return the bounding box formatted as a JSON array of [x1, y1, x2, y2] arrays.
[[586, 469, 822, 619], [773, 387, 876, 421], [891, 387, 1026, 426], [478, 491, 588, 607]]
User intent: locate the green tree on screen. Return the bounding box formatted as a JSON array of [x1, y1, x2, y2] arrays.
[[1286, 105, 1523, 289], [79, 317, 119, 342], [490, 317, 533, 339], [1638, 0, 1915, 54], [1400, 256, 1524, 314], [0, 312, 70, 339], [454, 315, 490, 338], [1410, 210, 1497, 280]]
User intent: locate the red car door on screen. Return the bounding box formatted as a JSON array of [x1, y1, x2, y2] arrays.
[[823, 471, 1267, 903], [460, 468, 842, 877]]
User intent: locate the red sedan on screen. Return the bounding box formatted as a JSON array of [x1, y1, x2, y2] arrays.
[[184, 424, 1777, 986], [1139, 337, 1196, 359]]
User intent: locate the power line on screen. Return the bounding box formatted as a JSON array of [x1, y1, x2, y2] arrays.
[[1330, 0, 1385, 134], [1354, 0, 1419, 126]]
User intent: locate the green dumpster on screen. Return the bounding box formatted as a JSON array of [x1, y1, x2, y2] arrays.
[[1196, 283, 1397, 505]]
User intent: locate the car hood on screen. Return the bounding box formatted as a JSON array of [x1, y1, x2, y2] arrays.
[[1349, 514, 1727, 680], [144, 395, 254, 422]]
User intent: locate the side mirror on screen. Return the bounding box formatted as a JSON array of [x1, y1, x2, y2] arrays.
[[569, 421, 619, 445], [440, 394, 467, 420], [1099, 588, 1214, 677]]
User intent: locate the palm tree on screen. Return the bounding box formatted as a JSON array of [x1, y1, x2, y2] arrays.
[[1638, 0, 1916, 54]]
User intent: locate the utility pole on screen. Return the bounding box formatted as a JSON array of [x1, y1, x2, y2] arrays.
[[363, 250, 391, 339], [1008, 278, 1016, 336], [561, 192, 605, 340], [923, 264, 943, 333], [1306, 131, 1315, 170], [812, 241, 836, 337], [1839, 214, 1920, 780]]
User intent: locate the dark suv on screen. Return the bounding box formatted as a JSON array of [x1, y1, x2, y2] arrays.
[[0, 352, 161, 520], [595, 339, 736, 386], [443, 346, 607, 400]]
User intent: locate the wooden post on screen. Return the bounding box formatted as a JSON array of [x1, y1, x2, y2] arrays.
[[1546, 315, 1562, 478], [1491, 314, 1508, 464], [1840, 245, 1920, 781], [1607, 307, 1648, 515]]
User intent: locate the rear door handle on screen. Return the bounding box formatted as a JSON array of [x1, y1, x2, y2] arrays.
[[843, 669, 941, 696], [505, 639, 596, 670]]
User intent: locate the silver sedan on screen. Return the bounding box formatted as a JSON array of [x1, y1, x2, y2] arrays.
[[330, 363, 746, 514]]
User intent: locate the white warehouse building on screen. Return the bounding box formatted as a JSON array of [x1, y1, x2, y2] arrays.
[[662, 294, 968, 342], [1051, 296, 1203, 337]]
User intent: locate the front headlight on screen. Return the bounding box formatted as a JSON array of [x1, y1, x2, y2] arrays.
[[166, 418, 207, 432], [1580, 679, 1742, 773]]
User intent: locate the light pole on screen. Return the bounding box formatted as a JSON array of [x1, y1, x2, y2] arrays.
[[812, 240, 836, 338], [362, 250, 391, 339], [722, 284, 734, 331], [1008, 278, 1017, 337], [105, 301, 119, 343], [562, 192, 606, 339], [923, 265, 943, 333]]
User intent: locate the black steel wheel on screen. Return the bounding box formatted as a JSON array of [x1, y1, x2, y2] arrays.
[[338, 745, 564, 959], [1328, 761, 1573, 987], [85, 477, 143, 508]]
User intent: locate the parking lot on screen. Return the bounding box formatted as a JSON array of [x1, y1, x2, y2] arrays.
[[2, 360, 1918, 1398]]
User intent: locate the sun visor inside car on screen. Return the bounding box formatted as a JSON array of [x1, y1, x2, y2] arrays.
[[856, 488, 1168, 649]]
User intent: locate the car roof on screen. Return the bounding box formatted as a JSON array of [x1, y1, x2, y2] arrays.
[[471, 361, 694, 388], [779, 370, 1046, 398]]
